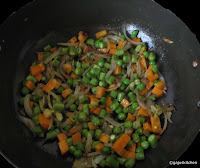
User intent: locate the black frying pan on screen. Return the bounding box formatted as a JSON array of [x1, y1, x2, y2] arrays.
[[0, 0, 200, 167]]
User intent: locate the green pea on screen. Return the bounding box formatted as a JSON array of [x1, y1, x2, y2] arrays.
[[149, 94, 156, 101], [123, 55, 131, 63], [123, 107, 129, 113], [148, 134, 158, 148], [132, 54, 138, 63], [95, 129, 102, 140], [148, 52, 156, 61], [69, 46, 77, 56], [67, 137, 73, 146], [134, 79, 140, 85], [76, 47, 82, 57], [123, 78, 130, 85], [99, 109, 107, 118], [45, 129, 60, 141], [102, 147, 111, 155], [86, 39, 94, 45], [132, 120, 141, 129], [82, 129, 88, 137], [119, 84, 126, 90], [125, 158, 135, 168], [99, 72, 106, 81], [141, 141, 149, 149], [109, 134, 117, 143], [99, 81, 106, 87], [149, 60, 156, 65], [70, 104, 77, 111], [21, 87, 30, 95], [34, 126, 42, 134], [99, 42, 107, 49], [86, 130, 95, 138], [110, 102, 120, 111], [45, 52, 51, 58], [135, 152, 144, 160], [131, 30, 139, 38], [107, 76, 115, 85], [78, 112, 87, 122], [118, 157, 127, 165], [92, 141, 100, 150], [53, 103, 64, 111], [140, 116, 146, 125], [76, 142, 85, 152], [95, 40, 101, 48], [143, 51, 150, 58], [67, 78, 73, 86], [61, 47, 68, 53], [118, 113, 126, 120], [131, 102, 138, 111], [117, 92, 125, 102], [75, 67, 84, 76], [33, 104, 40, 115], [69, 146, 76, 153], [82, 62, 90, 69], [71, 116, 78, 123], [91, 116, 100, 126], [132, 133, 140, 143], [104, 63, 110, 69], [52, 59, 60, 68], [44, 44, 51, 51], [115, 107, 123, 114], [152, 65, 158, 73], [113, 126, 122, 135], [73, 150, 82, 158], [32, 115, 39, 125], [98, 60, 104, 67], [26, 75, 37, 84], [140, 136, 147, 142], [138, 83, 145, 91], [129, 46, 134, 53], [86, 72, 92, 78], [122, 63, 127, 69], [116, 49, 124, 56], [110, 90, 118, 99], [120, 34, 126, 39], [135, 128, 143, 135], [64, 125, 72, 132], [124, 121, 133, 128], [19, 97, 24, 106], [90, 78, 98, 86], [91, 87, 97, 94], [100, 97, 106, 104], [135, 44, 142, 52], [99, 160, 106, 168], [82, 76, 90, 84], [117, 59, 123, 66], [32, 61, 37, 65]]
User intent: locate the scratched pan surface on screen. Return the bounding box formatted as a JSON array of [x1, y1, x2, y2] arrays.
[[0, 0, 200, 167]]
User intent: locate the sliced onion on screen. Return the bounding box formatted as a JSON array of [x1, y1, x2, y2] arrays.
[[53, 71, 66, 82], [92, 158, 98, 168], [127, 61, 132, 77], [106, 35, 123, 43], [61, 112, 75, 128], [39, 95, 45, 111], [141, 78, 148, 85], [136, 90, 147, 110], [44, 49, 60, 64], [24, 94, 33, 118], [57, 42, 78, 47], [108, 31, 120, 35], [61, 83, 69, 89], [92, 52, 111, 59], [104, 116, 122, 127], [103, 37, 110, 53], [158, 72, 167, 90], [94, 155, 106, 165], [106, 87, 118, 91], [80, 54, 88, 60], [145, 89, 152, 99], [18, 115, 35, 135], [87, 152, 101, 157], [125, 128, 133, 134], [136, 61, 142, 78], [121, 40, 128, 49], [65, 85, 80, 108], [122, 25, 145, 45], [47, 93, 53, 109], [48, 117, 54, 130], [104, 143, 112, 147], [60, 59, 67, 77], [102, 121, 108, 133], [83, 64, 94, 76], [123, 42, 132, 51], [85, 133, 92, 154], [79, 42, 87, 49], [166, 111, 173, 123], [48, 91, 60, 103], [160, 113, 168, 135], [105, 69, 113, 80]]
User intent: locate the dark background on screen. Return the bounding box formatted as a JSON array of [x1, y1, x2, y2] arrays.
[[0, 0, 199, 167]]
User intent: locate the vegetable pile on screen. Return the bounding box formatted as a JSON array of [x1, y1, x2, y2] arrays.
[[18, 25, 174, 168]]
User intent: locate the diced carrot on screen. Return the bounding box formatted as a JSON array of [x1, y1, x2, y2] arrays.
[[109, 42, 116, 49], [80, 86, 87, 92], [62, 88, 72, 99], [63, 63, 73, 74], [154, 80, 165, 90], [65, 117, 73, 125], [92, 107, 101, 115], [105, 107, 112, 113], [132, 37, 142, 47], [38, 114, 50, 129], [137, 142, 141, 147], [108, 83, 118, 89], [38, 63, 45, 71], [38, 52, 45, 62], [89, 96, 100, 103], [88, 122, 99, 130], [68, 36, 77, 43], [152, 87, 164, 98], [69, 125, 81, 135], [71, 74, 79, 79], [57, 133, 67, 142], [118, 40, 124, 49], [96, 87, 106, 98], [78, 31, 88, 42], [146, 69, 159, 82], [150, 114, 162, 134], [122, 151, 135, 160], [114, 65, 121, 75], [138, 107, 148, 116], [106, 96, 112, 107], [143, 122, 153, 132], [29, 101, 34, 109], [30, 65, 42, 76], [58, 140, 69, 155], [126, 113, 136, 122], [96, 30, 107, 39], [50, 47, 57, 53], [148, 65, 153, 70], [25, 80, 35, 90], [94, 56, 100, 61], [83, 45, 88, 53], [35, 73, 42, 82], [109, 48, 117, 55], [132, 64, 137, 72], [42, 79, 57, 92], [72, 132, 81, 145], [65, 74, 71, 79], [127, 141, 136, 153], [139, 56, 147, 71], [66, 112, 73, 118], [139, 46, 146, 55], [120, 98, 130, 108], [139, 88, 148, 96], [55, 81, 61, 89], [112, 133, 131, 154], [146, 81, 154, 90], [99, 134, 110, 144], [95, 143, 104, 152]]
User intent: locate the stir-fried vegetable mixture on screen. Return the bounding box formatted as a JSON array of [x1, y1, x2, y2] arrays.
[[18, 25, 174, 168]]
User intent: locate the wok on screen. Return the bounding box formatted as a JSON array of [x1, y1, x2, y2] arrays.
[[0, 0, 200, 167]]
